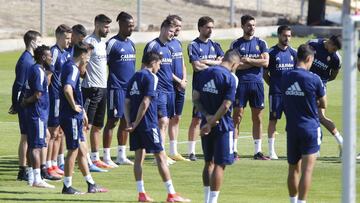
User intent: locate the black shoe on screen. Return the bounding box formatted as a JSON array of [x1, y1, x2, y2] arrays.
[[233, 152, 240, 161], [87, 181, 108, 193], [41, 168, 61, 181], [17, 168, 28, 181], [188, 153, 197, 161], [62, 185, 84, 194], [253, 152, 270, 160]]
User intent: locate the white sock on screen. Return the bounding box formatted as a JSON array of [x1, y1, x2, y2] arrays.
[[84, 174, 95, 184], [209, 191, 220, 203], [164, 179, 176, 194], [297, 200, 306, 203], [169, 140, 178, 156], [64, 176, 72, 188], [254, 139, 262, 154], [268, 138, 275, 154], [33, 168, 42, 184], [103, 148, 111, 161], [51, 160, 58, 167], [91, 152, 99, 161], [188, 141, 196, 154], [87, 153, 93, 165], [27, 167, 34, 184], [233, 138, 238, 153], [118, 145, 126, 160], [136, 180, 145, 193], [46, 160, 52, 169], [204, 186, 210, 203], [290, 196, 298, 203], [58, 154, 65, 166], [334, 132, 343, 146]]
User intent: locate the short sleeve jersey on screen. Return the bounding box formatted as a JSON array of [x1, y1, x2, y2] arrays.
[[106, 35, 136, 90], [24, 64, 49, 120], [194, 66, 236, 132], [230, 37, 268, 83], [308, 39, 341, 84], [167, 38, 184, 79], [281, 68, 326, 131], [268, 45, 297, 94], [49, 45, 70, 96], [60, 59, 83, 119], [126, 69, 159, 130], [143, 38, 173, 92]]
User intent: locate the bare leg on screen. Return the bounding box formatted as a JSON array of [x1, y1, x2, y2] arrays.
[[298, 154, 317, 201]]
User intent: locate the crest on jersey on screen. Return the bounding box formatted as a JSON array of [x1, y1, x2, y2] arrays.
[[211, 46, 215, 51], [290, 56, 294, 61], [199, 48, 203, 52], [240, 47, 245, 51], [327, 56, 331, 61], [256, 45, 260, 50]]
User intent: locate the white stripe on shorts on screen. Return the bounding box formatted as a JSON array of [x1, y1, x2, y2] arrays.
[[72, 118, 78, 140]]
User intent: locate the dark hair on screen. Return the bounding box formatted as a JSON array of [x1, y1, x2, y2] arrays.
[[241, 15, 255, 26], [297, 44, 315, 62], [34, 45, 50, 64], [166, 15, 182, 23], [73, 42, 94, 58], [160, 19, 174, 29], [277, 25, 291, 35], [55, 24, 72, 37], [95, 14, 112, 24], [23, 30, 41, 48], [72, 24, 87, 37], [142, 51, 162, 66], [223, 49, 240, 63], [116, 11, 133, 22], [329, 35, 342, 49], [198, 16, 214, 28]]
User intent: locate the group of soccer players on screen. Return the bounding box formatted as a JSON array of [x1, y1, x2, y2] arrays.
[[9, 10, 352, 203]]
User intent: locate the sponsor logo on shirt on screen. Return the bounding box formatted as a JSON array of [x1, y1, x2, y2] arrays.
[[285, 82, 304, 96], [129, 81, 140, 95], [312, 58, 329, 70], [120, 54, 136, 61], [203, 79, 218, 94]]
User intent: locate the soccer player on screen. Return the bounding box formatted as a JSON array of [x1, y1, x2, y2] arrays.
[[187, 16, 224, 161], [166, 14, 189, 161], [9, 30, 41, 181], [193, 49, 239, 203], [307, 35, 343, 155], [124, 51, 190, 202], [47, 24, 72, 179], [60, 42, 108, 194], [103, 11, 136, 166], [142, 19, 176, 165], [67, 24, 87, 56], [82, 14, 112, 168], [263, 25, 297, 159], [22, 45, 54, 188], [230, 15, 269, 160], [282, 44, 325, 203]]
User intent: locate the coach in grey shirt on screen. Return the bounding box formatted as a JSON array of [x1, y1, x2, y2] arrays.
[[82, 14, 113, 169]]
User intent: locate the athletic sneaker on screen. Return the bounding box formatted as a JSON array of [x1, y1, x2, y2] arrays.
[[115, 158, 134, 165], [89, 164, 108, 172], [269, 152, 279, 160], [167, 156, 176, 165], [138, 192, 154, 202], [41, 167, 62, 181], [17, 169, 28, 181], [103, 159, 119, 168], [87, 181, 108, 193], [62, 185, 85, 195], [253, 152, 270, 160], [169, 154, 190, 161], [52, 166, 64, 175], [47, 167, 63, 178], [93, 160, 114, 169], [233, 152, 240, 161], [188, 153, 197, 161], [166, 193, 191, 202], [33, 180, 55, 189]]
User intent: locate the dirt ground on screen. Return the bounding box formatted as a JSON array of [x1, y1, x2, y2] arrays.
[[0, 0, 339, 39]]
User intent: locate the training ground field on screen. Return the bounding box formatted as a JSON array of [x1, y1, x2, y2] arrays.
[[0, 37, 359, 203]]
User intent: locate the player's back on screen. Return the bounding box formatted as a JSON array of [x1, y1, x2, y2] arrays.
[[127, 68, 159, 130], [282, 68, 325, 131]]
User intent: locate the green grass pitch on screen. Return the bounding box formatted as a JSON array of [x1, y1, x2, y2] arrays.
[[0, 37, 359, 202]]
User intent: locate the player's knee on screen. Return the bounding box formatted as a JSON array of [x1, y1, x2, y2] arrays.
[[106, 119, 118, 129]]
